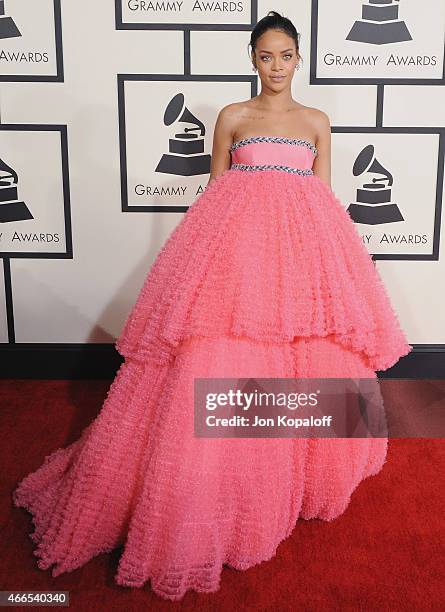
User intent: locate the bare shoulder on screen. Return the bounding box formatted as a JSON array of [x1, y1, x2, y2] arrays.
[[216, 101, 246, 121], [305, 106, 331, 133], [217, 100, 256, 125], [213, 100, 255, 143]]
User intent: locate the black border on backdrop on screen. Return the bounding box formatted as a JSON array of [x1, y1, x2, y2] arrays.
[[330, 126, 444, 261], [0, 124, 73, 260], [118, 73, 257, 212], [0, 0, 64, 83], [115, 0, 258, 30], [310, 0, 445, 85]]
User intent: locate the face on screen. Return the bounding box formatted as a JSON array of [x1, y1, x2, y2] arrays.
[[252, 28, 299, 87]]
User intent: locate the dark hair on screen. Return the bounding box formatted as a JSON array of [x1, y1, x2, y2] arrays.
[[248, 10, 302, 65]]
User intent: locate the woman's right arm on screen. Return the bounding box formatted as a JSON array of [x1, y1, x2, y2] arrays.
[[206, 104, 238, 187]]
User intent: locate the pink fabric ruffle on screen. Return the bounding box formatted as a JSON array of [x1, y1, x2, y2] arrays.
[[13, 167, 410, 601], [116, 169, 412, 372], [13, 334, 387, 602]]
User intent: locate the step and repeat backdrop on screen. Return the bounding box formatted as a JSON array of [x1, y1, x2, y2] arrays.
[[0, 0, 444, 350]]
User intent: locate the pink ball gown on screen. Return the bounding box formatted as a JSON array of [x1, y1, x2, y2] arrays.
[[13, 135, 412, 601]]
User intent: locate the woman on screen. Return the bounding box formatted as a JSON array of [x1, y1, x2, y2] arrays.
[[13, 11, 412, 602]]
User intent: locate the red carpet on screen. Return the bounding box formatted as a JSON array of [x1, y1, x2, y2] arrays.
[[1, 378, 444, 610]]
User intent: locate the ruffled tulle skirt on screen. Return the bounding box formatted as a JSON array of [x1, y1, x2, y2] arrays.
[[13, 169, 412, 601]]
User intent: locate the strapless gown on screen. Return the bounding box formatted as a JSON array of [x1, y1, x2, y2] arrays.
[[12, 135, 412, 601]]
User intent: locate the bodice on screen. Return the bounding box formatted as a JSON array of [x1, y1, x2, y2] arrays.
[[229, 135, 317, 175]]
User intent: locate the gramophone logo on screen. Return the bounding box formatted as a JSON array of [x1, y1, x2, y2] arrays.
[[346, 145, 404, 225], [155, 93, 211, 176], [346, 0, 412, 45], [0, 156, 33, 223], [0, 0, 21, 39]]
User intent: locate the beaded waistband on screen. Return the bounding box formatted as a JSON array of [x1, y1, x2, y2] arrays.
[[230, 163, 314, 175], [230, 136, 318, 157]]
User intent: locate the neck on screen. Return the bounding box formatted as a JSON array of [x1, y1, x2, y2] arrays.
[[255, 88, 296, 112]]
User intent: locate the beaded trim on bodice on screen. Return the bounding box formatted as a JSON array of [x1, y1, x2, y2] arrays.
[[230, 163, 314, 175], [229, 135, 318, 157]]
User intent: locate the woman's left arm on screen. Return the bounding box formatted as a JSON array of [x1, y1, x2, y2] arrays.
[[311, 109, 332, 189]]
